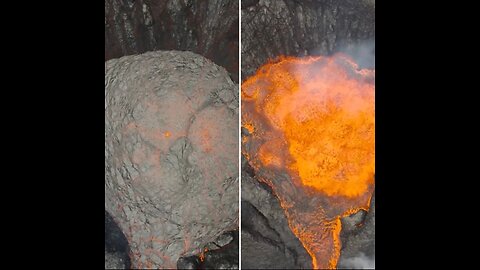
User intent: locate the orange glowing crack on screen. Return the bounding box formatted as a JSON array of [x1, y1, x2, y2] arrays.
[[199, 247, 208, 262], [242, 54, 375, 269], [243, 122, 255, 134], [200, 128, 213, 152]]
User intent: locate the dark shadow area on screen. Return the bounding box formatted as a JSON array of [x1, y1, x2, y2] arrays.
[[202, 231, 239, 269], [105, 210, 131, 269]]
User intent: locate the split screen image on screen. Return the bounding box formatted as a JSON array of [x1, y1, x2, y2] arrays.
[[105, 0, 375, 269]]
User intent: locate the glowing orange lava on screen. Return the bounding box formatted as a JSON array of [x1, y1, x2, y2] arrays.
[[199, 247, 208, 262], [242, 54, 375, 269]]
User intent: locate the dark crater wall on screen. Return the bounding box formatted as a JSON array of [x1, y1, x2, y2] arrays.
[[241, 0, 374, 81], [105, 0, 239, 82], [241, 0, 375, 268]]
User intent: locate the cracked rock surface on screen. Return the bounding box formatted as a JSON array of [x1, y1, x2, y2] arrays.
[[105, 50, 238, 269]]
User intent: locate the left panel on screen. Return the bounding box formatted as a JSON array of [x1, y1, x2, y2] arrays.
[[105, 1, 239, 269]]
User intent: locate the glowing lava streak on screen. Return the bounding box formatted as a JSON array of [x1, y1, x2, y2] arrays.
[[242, 54, 374, 269]]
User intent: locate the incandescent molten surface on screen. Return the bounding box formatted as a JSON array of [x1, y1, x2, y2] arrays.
[[242, 54, 374, 269]]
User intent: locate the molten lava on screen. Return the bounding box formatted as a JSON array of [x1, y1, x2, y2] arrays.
[[242, 54, 374, 269]]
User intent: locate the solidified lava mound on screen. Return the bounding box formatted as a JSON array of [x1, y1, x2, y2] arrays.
[[105, 50, 238, 269]]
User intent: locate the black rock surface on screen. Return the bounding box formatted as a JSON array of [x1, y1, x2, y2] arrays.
[[105, 210, 131, 269], [202, 231, 239, 269]]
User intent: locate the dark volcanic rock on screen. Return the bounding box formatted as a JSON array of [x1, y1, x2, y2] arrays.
[[202, 231, 239, 269], [105, 250, 127, 269], [105, 210, 130, 254], [105, 50, 238, 269], [241, 201, 297, 269], [105, 0, 239, 82], [241, 0, 375, 80], [177, 255, 201, 269], [177, 230, 239, 269], [105, 210, 131, 269], [241, 173, 311, 269], [338, 193, 375, 269]]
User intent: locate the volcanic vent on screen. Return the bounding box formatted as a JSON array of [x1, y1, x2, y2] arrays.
[[241, 1, 375, 268], [242, 54, 374, 269]]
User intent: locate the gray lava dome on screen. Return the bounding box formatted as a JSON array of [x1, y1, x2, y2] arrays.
[[105, 50, 239, 269]]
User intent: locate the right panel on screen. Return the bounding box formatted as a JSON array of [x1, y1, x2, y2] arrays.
[[241, 1, 375, 269]]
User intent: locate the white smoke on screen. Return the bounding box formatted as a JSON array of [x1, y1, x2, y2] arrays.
[[307, 39, 375, 70], [339, 253, 375, 269], [338, 40, 375, 69]]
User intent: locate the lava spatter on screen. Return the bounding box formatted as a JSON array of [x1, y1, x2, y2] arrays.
[[242, 54, 375, 269]]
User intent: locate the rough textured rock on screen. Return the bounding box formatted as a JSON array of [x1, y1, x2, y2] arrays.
[[105, 0, 239, 82], [241, 0, 375, 81], [176, 230, 239, 269], [241, 0, 375, 268], [105, 50, 238, 269], [176, 255, 201, 269], [105, 250, 127, 269], [241, 168, 311, 269], [202, 231, 239, 269], [338, 193, 375, 269]]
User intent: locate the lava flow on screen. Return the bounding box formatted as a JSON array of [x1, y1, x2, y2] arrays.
[[242, 54, 375, 269]]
